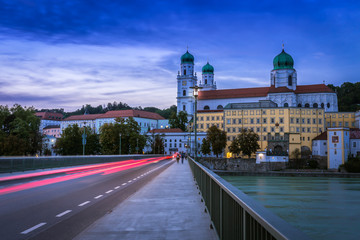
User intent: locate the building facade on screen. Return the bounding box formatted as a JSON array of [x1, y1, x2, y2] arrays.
[[61, 110, 169, 135], [35, 112, 64, 131], [176, 48, 338, 117]]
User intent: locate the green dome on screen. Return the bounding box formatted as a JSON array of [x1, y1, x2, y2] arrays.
[[273, 49, 294, 70], [202, 62, 214, 73], [181, 50, 194, 64]]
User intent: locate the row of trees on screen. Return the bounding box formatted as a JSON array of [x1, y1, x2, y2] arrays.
[[0, 105, 43, 156], [55, 117, 148, 155]]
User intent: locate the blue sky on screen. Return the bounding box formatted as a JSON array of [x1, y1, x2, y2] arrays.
[[0, 0, 359, 111]]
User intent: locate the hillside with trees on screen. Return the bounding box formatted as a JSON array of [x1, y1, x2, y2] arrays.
[[328, 82, 360, 112]]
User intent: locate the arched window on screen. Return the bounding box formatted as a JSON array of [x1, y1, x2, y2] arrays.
[[204, 105, 210, 110], [313, 103, 318, 108], [183, 90, 186, 96], [298, 103, 302, 107], [305, 103, 310, 108], [284, 103, 289, 107], [205, 79, 207, 84], [327, 103, 330, 108], [288, 75, 292, 86], [217, 105, 223, 110], [321, 103, 324, 108], [184, 69, 186, 75], [183, 105, 186, 111]]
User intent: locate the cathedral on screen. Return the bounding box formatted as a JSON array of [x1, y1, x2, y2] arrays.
[[176, 48, 338, 117]]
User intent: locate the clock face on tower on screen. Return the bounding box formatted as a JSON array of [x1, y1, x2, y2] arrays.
[[182, 81, 187, 86]]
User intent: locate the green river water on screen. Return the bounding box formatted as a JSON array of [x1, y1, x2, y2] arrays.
[[221, 176, 360, 240]]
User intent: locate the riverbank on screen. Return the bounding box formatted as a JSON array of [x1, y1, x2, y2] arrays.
[[215, 170, 360, 178]]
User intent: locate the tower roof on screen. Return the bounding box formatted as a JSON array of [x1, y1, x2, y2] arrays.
[[202, 62, 214, 74], [273, 49, 294, 70], [181, 50, 194, 64]]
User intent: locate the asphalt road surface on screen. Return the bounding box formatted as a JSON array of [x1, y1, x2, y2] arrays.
[[0, 156, 173, 240]]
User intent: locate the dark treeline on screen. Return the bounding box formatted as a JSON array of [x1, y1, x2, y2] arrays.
[[37, 102, 177, 119], [328, 82, 360, 112]]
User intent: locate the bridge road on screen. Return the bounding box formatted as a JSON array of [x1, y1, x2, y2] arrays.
[[75, 158, 218, 240], [0, 157, 173, 240]]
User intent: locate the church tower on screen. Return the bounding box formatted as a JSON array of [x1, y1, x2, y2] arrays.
[[177, 50, 197, 117], [270, 47, 297, 91], [199, 62, 216, 91]]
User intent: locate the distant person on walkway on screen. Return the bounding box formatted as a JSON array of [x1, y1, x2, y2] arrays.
[[181, 152, 184, 164], [176, 153, 180, 163]]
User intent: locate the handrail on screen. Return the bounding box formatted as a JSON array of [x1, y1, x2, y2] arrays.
[[188, 157, 310, 240]]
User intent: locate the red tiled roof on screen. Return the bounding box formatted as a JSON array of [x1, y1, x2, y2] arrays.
[[149, 128, 184, 133], [35, 112, 64, 120], [199, 84, 335, 100], [101, 110, 165, 120], [198, 87, 270, 100], [313, 131, 327, 141], [295, 84, 334, 94], [63, 114, 104, 121], [198, 110, 224, 113]]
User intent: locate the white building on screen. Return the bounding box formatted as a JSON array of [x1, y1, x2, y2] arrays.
[[312, 132, 328, 157], [177, 48, 338, 118], [147, 128, 209, 156], [327, 128, 350, 169], [61, 110, 169, 135], [35, 112, 64, 132]]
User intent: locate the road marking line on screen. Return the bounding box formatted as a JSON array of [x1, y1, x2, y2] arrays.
[[56, 210, 72, 217], [78, 201, 90, 206], [122, 183, 127, 185], [128, 180, 132, 183], [133, 178, 137, 180], [21, 222, 47, 234], [106, 190, 113, 194], [95, 195, 103, 199], [115, 186, 120, 189]]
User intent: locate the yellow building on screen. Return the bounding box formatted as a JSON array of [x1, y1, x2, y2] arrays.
[[197, 110, 224, 132], [325, 112, 356, 129]]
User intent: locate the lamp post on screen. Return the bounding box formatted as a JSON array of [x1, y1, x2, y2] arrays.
[[136, 138, 139, 154], [190, 85, 203, 161], [119, 133, 122, 155], [82, 122, 87, 156]]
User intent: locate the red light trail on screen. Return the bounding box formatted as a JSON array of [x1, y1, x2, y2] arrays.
[[0, 156, 171, 196]]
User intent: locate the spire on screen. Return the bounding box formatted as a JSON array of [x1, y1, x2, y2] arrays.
[[282, 41, 284, 50]]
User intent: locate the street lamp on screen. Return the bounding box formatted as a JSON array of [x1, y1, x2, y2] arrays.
[[82, 122, 87, 156], [119, 133, 122, 155], [190, 85, 203, 161]]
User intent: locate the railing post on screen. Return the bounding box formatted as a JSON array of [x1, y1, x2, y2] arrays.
[[220, 188, 223, 239], [243, 209, 246, 240]]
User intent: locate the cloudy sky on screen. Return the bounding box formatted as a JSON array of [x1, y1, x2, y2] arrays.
[[0, 0, 359, 111]]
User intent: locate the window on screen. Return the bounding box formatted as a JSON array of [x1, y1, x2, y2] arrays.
[[296, 127, 300, 132], [284, 103, 289, 107], [280, 127, 283, 132], [216, 116, 219, 120], [217, 105, 223, 110], [256, 127, 260, 132], [204, 106, 210, 110], [206, 116, 210, 121], [263, 136, 267, 141], [263, 127, 267, 132], [307, 127, 311, 132], [271, 118, 275, 124], [313, 119, 316, 124], [353, 142, 356, 148], [313, 103, 318, 108], [271, 127, 275, 132], [302, 118, 305, 124], [184, 69, 186, 75], [238, 119, 242, 124], [227, 119, 230, 124], [296, 118, 300, 124], [345, 122, 349, 127], [302, 128, 305, 132], [263, 118, 267, 123], [227, 128, 231, 132], [200, 124, 203, 128], [307, 118, 311, 124], [238, 127, 242, 132], [250, 118, 254, 124], [183, 90, 186, 96], [298, 103, 302, 107], [179, 143, 182, 147], [339, 122, 342, 126], [233, 119, 236, 124], [256, 118, 260, 124], [205, 79, 207, 84], [305, 103, 310, 108], [288, 75, 292, 86], [279, 118, 284, 124], [183, 105, 186, 111], [233, 128, 236, 132], [206, 124, 210, 128]]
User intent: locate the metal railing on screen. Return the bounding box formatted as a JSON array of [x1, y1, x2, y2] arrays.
[[188, 157, 310, 240], [0, 155, 162, 173]]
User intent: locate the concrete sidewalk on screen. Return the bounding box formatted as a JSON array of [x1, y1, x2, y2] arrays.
[[75, 159, 218, 240]]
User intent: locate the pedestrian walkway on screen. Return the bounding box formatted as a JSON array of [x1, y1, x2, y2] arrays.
[[75, 159, 218, 240]]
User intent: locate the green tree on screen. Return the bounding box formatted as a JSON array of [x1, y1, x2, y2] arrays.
[[55, 125, 100, 155], [206, 125, 227, 157], [237, 129, 260, 158], [169, 111, 188, 131], [200, 138, 211, 156], [228, 137, 241, 157], [0, 104, 43, 156], [99, 117, 146, 155]]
